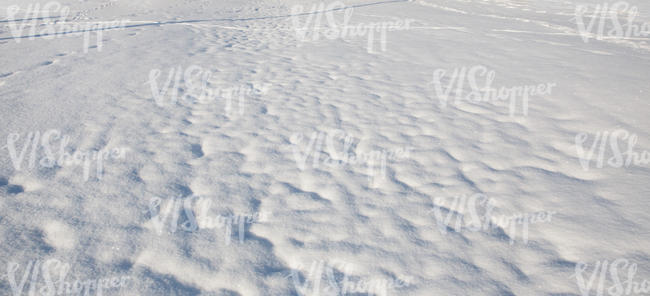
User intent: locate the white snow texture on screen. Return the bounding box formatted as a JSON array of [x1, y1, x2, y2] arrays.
[[1, 0, 649, 295]]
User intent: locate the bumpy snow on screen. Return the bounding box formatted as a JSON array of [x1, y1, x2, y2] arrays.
[[1, 0, 649, 295]]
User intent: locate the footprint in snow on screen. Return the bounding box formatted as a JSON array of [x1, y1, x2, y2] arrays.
[[0, 177, 24, 195]]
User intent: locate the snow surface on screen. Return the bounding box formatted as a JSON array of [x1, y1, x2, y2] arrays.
[[1, 0, 649, 295]]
